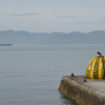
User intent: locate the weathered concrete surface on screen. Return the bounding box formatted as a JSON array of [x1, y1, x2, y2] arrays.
[[59, 76, 105, 105]]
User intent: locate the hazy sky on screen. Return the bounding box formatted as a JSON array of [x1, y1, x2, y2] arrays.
[[0, 0, 105, 32]]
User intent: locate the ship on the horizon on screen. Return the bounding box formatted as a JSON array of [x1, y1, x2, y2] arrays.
[[0, 44, 12, 46]]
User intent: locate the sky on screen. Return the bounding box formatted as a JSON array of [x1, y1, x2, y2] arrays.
[[0, 0, 105, 32]]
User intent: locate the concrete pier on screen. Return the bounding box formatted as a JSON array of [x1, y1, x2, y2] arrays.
[[59, 76, 105, 105]]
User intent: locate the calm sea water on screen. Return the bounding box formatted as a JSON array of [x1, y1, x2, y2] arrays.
[[0, 45, 105, 105]]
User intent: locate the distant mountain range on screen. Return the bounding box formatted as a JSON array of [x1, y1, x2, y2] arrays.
[[0, 30, 105, 44]]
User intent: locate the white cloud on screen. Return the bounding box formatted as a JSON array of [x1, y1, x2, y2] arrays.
[[58, 16, 75, 19], [10, 12, 40, 16]]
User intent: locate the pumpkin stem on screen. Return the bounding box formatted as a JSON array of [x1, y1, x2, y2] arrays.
[[97, 51, 102, 56]]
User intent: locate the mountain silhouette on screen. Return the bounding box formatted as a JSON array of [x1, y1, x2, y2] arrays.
[[0, 30, 105, 44]]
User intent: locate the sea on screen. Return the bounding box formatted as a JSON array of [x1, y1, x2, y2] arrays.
[[0, 45, 105, 105]]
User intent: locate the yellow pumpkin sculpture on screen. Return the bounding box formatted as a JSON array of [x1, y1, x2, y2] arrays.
[[85, 52, 105, 79]]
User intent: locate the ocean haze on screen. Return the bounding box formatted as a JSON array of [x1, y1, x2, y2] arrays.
[[0, 30, 105, 44], [0, 0, 105, 32]]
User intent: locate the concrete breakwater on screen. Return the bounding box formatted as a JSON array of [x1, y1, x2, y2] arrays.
[[59, 76, 105, 105]]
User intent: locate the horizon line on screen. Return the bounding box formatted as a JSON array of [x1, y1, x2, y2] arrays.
[[0, 29, 105, 34]]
